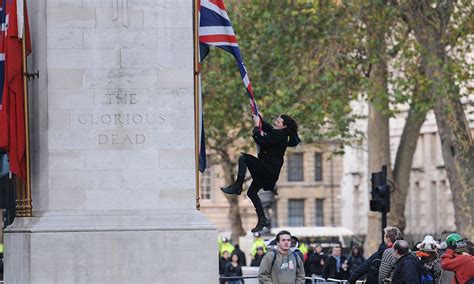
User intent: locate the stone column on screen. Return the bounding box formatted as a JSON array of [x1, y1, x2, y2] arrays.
[[5, 1, 218, 283]]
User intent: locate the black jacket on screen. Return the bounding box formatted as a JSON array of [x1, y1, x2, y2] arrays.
[[251, 254, 264, 267], [232, 247, 247, 267], [247, 120, 290, 190], [323, 255, 349, 280], [348, 255, 366, 275], [391, 253, 421, 284], [305, 252, 327, 276], [219, 257, 230, 275], [348, 243, 386, 284], [224, 262, 244, 283]]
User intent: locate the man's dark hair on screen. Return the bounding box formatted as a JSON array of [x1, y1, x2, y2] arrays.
[[394, 240, 410, 256], [276, 230, 291, 242], [384, 226, 403, 243], [280, 115, 298, 134]]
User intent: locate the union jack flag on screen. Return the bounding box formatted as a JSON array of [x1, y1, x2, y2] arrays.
[[199, 0, 259, 116]]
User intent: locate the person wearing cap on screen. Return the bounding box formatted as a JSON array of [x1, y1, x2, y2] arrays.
[[415, 235, 441, 283], [441, 233, 474, 284], [220, 237, 235, 257], [251, 232, 267, 259], [220, 114, 301, 233], [251, 247, 265, 267]]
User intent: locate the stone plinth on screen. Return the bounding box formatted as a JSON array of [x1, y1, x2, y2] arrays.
[[5, 0, 217, 283]]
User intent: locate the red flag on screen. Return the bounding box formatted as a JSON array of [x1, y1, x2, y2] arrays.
[[0, 0, 31, 180]]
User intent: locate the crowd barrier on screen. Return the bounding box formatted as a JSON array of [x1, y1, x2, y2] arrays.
[[219, 275, 366, 283]]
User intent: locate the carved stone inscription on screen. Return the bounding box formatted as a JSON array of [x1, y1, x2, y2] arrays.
[[76, 92, 164, 149], [95, 129, 149, 150]]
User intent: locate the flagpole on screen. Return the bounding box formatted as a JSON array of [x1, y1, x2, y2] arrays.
[[21, 0, 32, 217], [193, 0, 201, 210]]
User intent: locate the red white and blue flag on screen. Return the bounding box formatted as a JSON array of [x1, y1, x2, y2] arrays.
[[198, 0, 260, 172], [199, 0, 259, 116]]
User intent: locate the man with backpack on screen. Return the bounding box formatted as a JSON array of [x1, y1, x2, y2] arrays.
[[258, 230, 305, 284]]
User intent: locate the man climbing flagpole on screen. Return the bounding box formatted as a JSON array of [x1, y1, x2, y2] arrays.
[[197, 0, 301, 232]]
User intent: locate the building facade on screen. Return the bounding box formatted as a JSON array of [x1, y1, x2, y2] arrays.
[[200, 143, 344, 234], [342, 95, 474, 240]]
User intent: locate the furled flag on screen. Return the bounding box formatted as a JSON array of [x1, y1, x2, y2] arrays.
[[198, 0, 260, 172], [0, 0, 31, 180]]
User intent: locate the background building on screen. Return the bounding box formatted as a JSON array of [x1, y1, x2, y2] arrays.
[[341, 94, 474, 241], [200, 142, 344, 234]]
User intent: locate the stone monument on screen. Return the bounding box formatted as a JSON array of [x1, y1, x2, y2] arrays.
[[4, 0, 218, 283]]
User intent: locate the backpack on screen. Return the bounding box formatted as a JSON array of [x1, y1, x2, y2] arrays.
[[420, 272, 434, 284], [269, 249, 302, 270]]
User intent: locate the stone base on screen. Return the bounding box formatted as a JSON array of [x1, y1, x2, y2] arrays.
[[5, 210, 218, 284]]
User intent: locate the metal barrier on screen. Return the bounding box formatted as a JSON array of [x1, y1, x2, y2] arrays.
[[219, 275, 355, 283], [306, 275, 330, 283], [327, 278, 349, 283]]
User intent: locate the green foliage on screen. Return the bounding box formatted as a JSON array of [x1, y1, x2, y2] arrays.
[[201, 0, 473, 164], [202, 1, 364, 160]]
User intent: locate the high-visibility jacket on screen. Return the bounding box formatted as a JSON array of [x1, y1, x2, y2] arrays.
[[251, 238, 267, 256], [220, 242, 235, 256]]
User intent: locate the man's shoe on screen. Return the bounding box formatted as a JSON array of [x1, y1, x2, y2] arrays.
[[220, 180, 243, 195], [251, 216, 271, 233]]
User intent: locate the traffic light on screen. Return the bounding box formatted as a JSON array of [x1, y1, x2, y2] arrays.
[[370, 166, 391, 213], [372, 184, 390, 213]]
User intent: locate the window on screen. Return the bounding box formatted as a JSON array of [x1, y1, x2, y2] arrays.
[[200, 170, 211, 200], [288, 199, 305, 226], [315, 153, 323, 181], [315, 199, 324, 226], [287, 153, 304, 181]]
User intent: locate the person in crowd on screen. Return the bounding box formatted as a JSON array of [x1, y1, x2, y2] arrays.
[[390, 240, 420, 284], [348, 242, 386, 284], [441, 233, 474, 284], [232, 244, 247, 267], [250, 232, 266, 261], [0, 243, 3, 281], [220, 237, 235, 257], [378, 226, 404, 283], [219, 250, 231, 283], [415, 235, 441, 283], [250, 246, 265, 267], [224, 253, 244, 284], [291, 236, 305, 261], [298, 242, 309, 262], [305, 244, 326, 278], [220, 114, 301, 232], [322, 245, 349, 280], [347, 246, 365, 275], [438, 241, 455, 284], [258, 230, 305, 284]]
